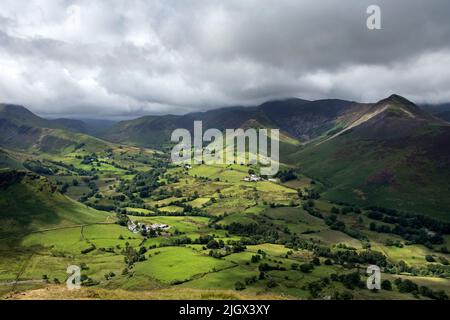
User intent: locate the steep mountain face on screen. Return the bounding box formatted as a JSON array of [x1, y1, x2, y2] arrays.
[[100, 98, 366, 149], [258, 99, 371, 140], [292, 95, 450, 219]]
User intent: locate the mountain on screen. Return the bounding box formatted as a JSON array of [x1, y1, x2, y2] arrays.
[[421, 103, 450, 122], [0, 103, 114, 154], [0, 104, 88, 132], [0, 170, 108, 238], [48, 118, 118, 135], [292, 95, 450, 219], [100, 98, 368, 151], [2, 96, 449, 218], [50, 118, 89, 133]]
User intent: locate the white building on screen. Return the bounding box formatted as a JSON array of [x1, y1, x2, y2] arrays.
[[243, 174, 262, 182]]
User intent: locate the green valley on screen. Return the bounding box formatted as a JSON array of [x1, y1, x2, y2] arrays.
[[1, 96, 450, 300]]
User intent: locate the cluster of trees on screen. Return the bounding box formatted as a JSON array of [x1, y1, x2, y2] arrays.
[[81, 244, 96, 254], [302, 275, 356, 300], [331, 206, 362, 215], [275, 169, 298, 182], [302, 201, 324, 219], [300, 188, 320, 200], [80, 153, 98, 165], [367, 209, 446, 246], [122, 243, 146, 269], [385, 260, 450, 278], [49, 160, 91, 175], [127, 169, 166, 198], [23, 159, 53, 175], [330, 272, 364, 290], [394, 278, 448, 300], [325, 214, 346, 231], [258, 263, 286, 272], [162, 234, 247, 255], [224, 221, 281, 244], [366, 206, 450, 234], [291, 238, 387, 268], [79, 178, 99, 203]]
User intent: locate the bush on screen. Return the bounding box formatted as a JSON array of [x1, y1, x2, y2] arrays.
[[324, 259, 333, 265], [396, 279, 418, 293], [299, 263, 314, 273], [381, 280, 392, 291], [234, 281, 246, 291], [312, 257, 321, 266]]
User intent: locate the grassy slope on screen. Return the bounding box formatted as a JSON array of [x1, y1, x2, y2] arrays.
[[291, 98, 450, 220], [293, 133, 450, 220], [0, 171, 109, 237], [0, 149, 23, 170]]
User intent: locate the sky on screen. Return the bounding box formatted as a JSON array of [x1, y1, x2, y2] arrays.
[[1, 0, 450, 118]]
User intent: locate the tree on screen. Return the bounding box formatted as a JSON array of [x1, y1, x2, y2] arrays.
[[299, 263, 314, 273], [396, 279, 418, 293], [266, 278, 278, 288], [206, 240, 219, 249], [234, 281, 246, 291], [116, 213, 129, 226], [438, 256, 449, 265], [60, 183, 69, 194], [381, 280, 392, 291], [324, 259, 333, 266], [312, 257, 321, 266], [341, 272, 362, 290]]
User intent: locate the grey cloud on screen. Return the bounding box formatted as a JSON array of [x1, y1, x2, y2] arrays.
[[0, 0, 449, 118]]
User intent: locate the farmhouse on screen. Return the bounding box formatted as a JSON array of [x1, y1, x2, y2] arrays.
[[128, 221, 170, 234], [243, 174, 262, 182]]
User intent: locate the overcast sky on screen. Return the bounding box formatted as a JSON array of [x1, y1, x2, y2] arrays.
[[1, 0, 450, 118]]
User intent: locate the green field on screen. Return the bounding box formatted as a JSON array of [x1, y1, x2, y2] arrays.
[[1, 134, 449, 300]]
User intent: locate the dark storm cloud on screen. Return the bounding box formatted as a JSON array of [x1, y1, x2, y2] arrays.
[[0, 0, 450, 118]]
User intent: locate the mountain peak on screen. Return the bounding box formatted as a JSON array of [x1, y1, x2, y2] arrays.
[[0, 103, 50, 128], [0, 103, 34, 115], [373, 94, 436, 121], [382, 94, 415, 106]]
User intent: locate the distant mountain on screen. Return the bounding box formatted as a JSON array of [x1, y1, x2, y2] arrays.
[[292, 95, 450, 219], [50, 118, 89, 133], [0, 103, 114, 153], [1, 96, 449, 218], [100, 98, 368, 150], [421, 103, 450, 122], [75, 118, 117, 133]]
